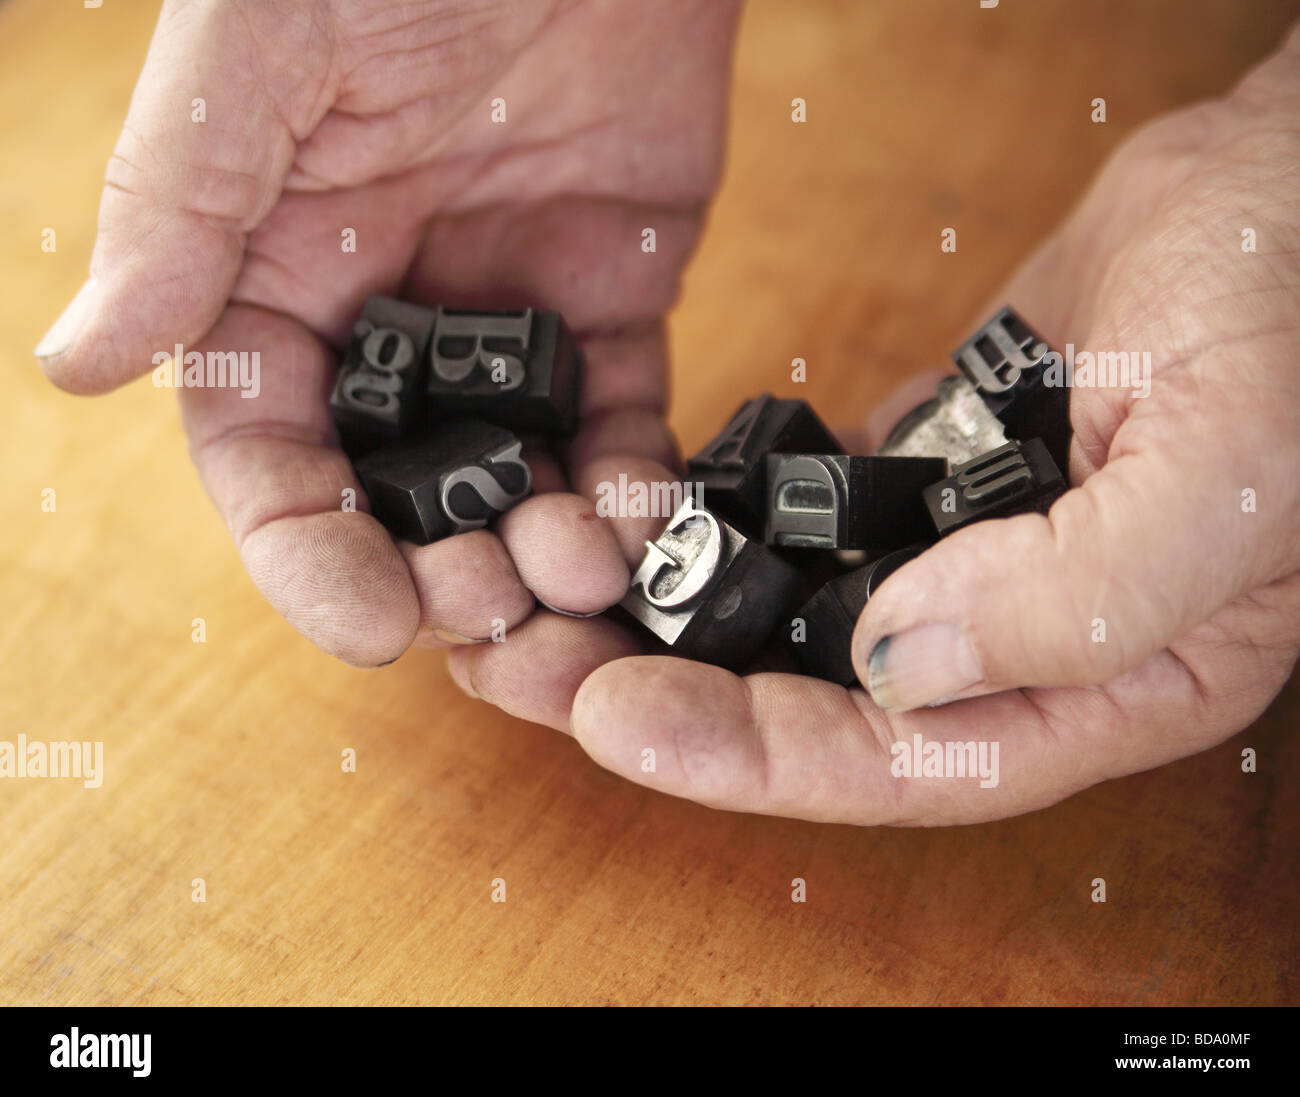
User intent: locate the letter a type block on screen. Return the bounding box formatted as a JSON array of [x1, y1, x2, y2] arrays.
[[686, 395, 839, 535], [621, 498, 803, 670], [354, 419, 532, 544]]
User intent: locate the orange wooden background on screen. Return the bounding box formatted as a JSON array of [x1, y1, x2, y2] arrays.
[[1, 0, 1296, 1004]]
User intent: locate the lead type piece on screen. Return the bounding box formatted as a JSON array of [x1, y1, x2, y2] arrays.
[[425, 306, 583, 437], [621, 497, 803, 670], [687, 395, 840, 535], [789, 545, 927, 686], [922, 438, 1065, 537], [764, 454, 947, 551], [329, 296, 436, 455], [354, 418, 532, 545], [952, 306, 1072, 473]]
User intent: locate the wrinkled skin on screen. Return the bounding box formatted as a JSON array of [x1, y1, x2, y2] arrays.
[[40, 3, 1300, 825]]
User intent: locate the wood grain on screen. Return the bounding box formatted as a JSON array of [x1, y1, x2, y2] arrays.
[[0, 0, 1295, 1005]]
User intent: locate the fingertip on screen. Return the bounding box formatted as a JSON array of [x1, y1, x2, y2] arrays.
[[497, 492, 630, 615], [242, 510, 420, 667]]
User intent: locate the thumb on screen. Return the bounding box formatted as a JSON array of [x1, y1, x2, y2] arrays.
[[35, 0, 303, 394], [851, 440, 1296, 711]]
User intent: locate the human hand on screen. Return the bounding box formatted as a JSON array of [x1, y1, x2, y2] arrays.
[[36, 0, 740, 666], [449, 24, 1300, 823]]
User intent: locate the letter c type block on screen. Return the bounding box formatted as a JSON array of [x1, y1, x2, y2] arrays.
[[621, 498, 803, 670], [354, 418, 532, 545]]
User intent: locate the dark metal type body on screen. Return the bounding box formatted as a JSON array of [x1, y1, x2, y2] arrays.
[[687, 394, 840, 534], [789, 545, 927, 686], [923, 438, 1065, 537], [329, 297, 435, 456], [354, 418, 532, 545], [621, 498, 803, 670], [765, 454, 947, 551]]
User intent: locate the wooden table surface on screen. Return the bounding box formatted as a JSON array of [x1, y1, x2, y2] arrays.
[[2, 0, 1296, 1006]]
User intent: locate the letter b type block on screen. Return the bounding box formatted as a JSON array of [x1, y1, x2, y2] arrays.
[[426, 307, 582, 436], [621, 498, 803, 670], [686, 395, 839, 535], [354, 419, 532, 545], [923, 439, 1065, 537], [765, 454, 947, 550]]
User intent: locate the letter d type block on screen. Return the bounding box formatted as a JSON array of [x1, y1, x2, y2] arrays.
[[354, 419, 532, 545], [765, 454, 947, 550], [621, 499, 802, 670], [686, 395, 839, 535]]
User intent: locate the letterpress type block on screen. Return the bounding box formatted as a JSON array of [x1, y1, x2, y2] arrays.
[[686, 395, 839, 535], [923, 439, 1065, 537], [330, 296, 435, 454], [789, 545, 927, 685], [354, 419, 532, 544], [765, 454, 947, 551], [952, 306, 1071, 472], [621, 498, 803, 670], [425, 307, 581, 437]]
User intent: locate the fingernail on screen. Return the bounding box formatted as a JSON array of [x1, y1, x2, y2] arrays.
[[432, 628, 481, 645], [537, 597, 604, 619], [35, 277, 99, 360], [445, 650, 479, 698], [866, 623, 982, 712]]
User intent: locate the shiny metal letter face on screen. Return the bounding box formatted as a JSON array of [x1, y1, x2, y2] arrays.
[[620, 498, 803, 668], [339, 321, 417, 416], [430, 308, 532, 391], [953, 306, 1049, 395], [440, 439, 533, 534], [766, 455, 845, 549], [953, 444, 1031, 506], [630, 500, 725, 610], [877, 375, 1008, 464]]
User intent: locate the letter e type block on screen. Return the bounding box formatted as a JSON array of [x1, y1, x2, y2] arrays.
[[923, 439, 1065, 537]]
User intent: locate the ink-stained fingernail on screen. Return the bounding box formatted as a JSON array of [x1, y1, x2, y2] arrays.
[[866, 622, 982, 712]]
